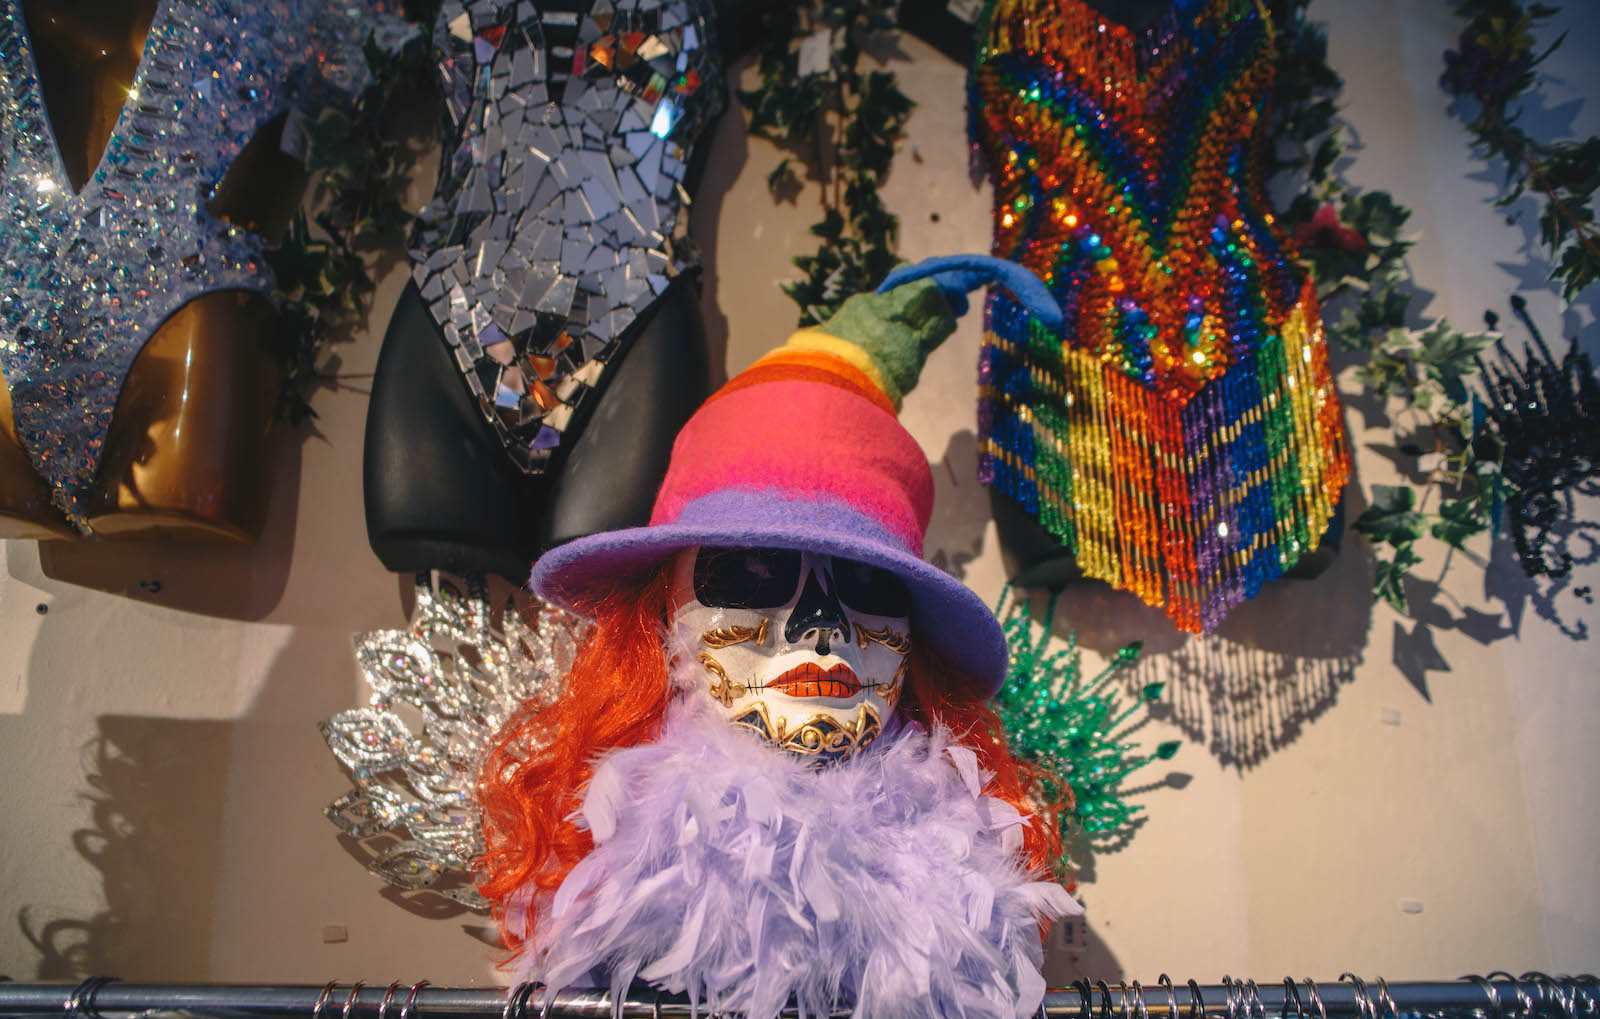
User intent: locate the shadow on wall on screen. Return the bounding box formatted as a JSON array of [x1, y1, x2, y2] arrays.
[[688, 55, 753, 391], [1483, 510, 1600, 644], [925, 430, 991, 581], [1042, 915, 1126, 984], [15, 716, 231, 980], [1043, 502, 1376, 772]]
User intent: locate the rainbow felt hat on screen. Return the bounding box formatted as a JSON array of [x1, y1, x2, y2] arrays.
[[533, 256, 1060, 696]]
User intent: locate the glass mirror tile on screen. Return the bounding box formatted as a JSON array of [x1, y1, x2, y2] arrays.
[[409, 0, 723, 472]]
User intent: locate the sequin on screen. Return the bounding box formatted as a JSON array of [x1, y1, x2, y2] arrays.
[[970, 0, 1351, 633], [408, 0, 722, 474], [0, 0, 373, 528]]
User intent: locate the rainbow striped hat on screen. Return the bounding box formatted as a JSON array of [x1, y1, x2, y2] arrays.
[[533, 256, 1060, 695]]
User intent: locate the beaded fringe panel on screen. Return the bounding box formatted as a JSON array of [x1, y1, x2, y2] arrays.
[[970, 0, 1351, 632], [980, 285, 1349, 633]]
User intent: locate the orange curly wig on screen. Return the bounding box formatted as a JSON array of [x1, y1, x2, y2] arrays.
[[475, 563, 1067, 952]]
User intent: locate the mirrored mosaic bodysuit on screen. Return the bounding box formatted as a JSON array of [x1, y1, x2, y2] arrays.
[[408, 0, 722, 473], [970, 0, 1351, 633], [0, 0, 370, 527]]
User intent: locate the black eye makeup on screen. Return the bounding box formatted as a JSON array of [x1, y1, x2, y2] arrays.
[[831, 558, 911, 617], [693, 547, 803, 608]]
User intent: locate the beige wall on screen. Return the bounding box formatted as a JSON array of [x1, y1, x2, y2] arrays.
[[1, 0, 1595, 986]]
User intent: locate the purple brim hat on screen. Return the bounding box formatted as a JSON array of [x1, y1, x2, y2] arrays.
[[531, 264, 1050, 698]]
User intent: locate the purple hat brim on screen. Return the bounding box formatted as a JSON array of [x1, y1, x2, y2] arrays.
[[531, 491, 1006, 697]]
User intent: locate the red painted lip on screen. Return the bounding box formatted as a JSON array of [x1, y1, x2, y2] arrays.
[[766, 662, 864, 699]]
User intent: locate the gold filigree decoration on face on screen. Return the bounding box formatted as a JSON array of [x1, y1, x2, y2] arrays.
[[698, 651, 746, 707], [730, 701, 882, 763], [879, 656, 909, 707], [702, 618, 769, 649], [854, 622, 910, 655]]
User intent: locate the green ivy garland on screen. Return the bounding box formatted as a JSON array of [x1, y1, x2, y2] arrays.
[[266, 25, 434, 425], [738, 0, 913, 326], [1441, 0, 1600, 301], [1263, 0, 1518, 612]]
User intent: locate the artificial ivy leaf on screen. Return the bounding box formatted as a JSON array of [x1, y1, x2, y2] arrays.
[[1153, 741, 1181, 760], [1343, 190, 1411, 242], [1475, 462, 1510, 532], [1140, 682, 1165, 702], [1413, 319, 1493, 399], [1354, 484, 1426, 545], [1557, 240, 1600, 302], [1431, 496, 1488, 548], [1309, 134, 1341, 183], [1372, 541, 1423, 612]]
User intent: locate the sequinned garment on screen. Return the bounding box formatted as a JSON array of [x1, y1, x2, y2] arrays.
[[0, 0, 370, 528], [970, 0, 1351, 633], [407, 0, 722, 473]]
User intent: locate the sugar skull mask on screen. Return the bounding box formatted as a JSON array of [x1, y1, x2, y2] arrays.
[[670, 546, 913, 763]]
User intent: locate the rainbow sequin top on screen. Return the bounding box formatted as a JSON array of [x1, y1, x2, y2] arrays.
[[969, 0, 1350, 632]]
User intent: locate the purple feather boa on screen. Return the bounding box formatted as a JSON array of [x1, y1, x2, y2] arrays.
[[505, 701, 1078, 1019]]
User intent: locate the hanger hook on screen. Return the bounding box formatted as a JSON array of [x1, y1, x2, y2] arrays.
[[1522, 972, 1569, 1019], [1375, 978, 1396, 1019], [1189, 980, 1207, 1019], [1097, 981, 1115, 1019], [1246, 980, 1264, 1019], [65, 977, 117, 1019], [1340, 974, 1373, 1019], [1132, 981, 1150, 1019], [1466, 976, 1505, 1019], [1119, 982, 1133, 1019], [1158, 975, 1178, 1019], [1570, 976, 1599, 1019], [1075, 980, 1094, 1019], [1222, 976, 1238, 1019], [1283, 979, 1304, 1019], [503, 984, 526, 1019], [1490, 971, 1534, 1019], [342, 982, 367, 1019], [400, 982, 430, 1019], [312, 982, 338, 1019], [378, 982, 401, 1019], [1302, 978, 1327, 1019]]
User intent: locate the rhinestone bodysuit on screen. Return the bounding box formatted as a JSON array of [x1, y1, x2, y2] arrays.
[[407, 0, 722, 473], [970, 0, 1351, 632], [0, 0, 369, 528]]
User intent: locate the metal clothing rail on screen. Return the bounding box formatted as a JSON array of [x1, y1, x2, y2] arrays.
[[0, 976, 1595, 1019]]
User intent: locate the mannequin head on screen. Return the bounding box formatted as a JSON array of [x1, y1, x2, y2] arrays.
[[475, 558, 1066, 951]]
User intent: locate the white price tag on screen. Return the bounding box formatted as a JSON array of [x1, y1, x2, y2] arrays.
[[947, 0, 984, 24], [797, 28, 833, 79]]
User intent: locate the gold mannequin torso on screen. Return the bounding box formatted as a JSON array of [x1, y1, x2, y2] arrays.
[[0, 0, 304, 543]]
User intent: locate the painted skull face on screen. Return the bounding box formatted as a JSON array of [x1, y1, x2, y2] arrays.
[[670, 546, 914, 763]]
